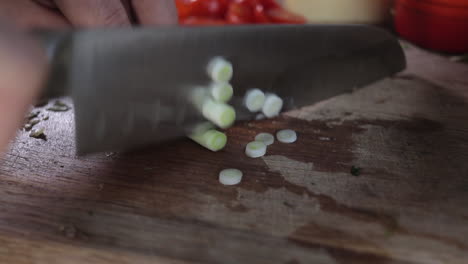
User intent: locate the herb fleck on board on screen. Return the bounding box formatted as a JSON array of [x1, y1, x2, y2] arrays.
[[29, 128, 47, 141], [47, 100, 70, 112], [350, 166, 362, 177], [26, 111, 40, 120]]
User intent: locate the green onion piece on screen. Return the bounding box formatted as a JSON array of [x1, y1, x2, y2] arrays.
[[255, 132, 275, 146], [276, 129, 297, 143], [245, 141, 267, 158], [202, 99, 236, 129], [244, 89, 265, 112], [210, 82, 233, 103], [190, 121, 215, 135], [207, 57, 233, 82], [262, 93, 283, 118], [219, 169, 243, 185], [190, 128, 227, 152]]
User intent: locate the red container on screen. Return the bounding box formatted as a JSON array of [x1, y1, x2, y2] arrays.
[[394, 0, 468, 53]]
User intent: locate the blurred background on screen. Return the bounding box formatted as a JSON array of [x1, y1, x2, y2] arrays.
[[177, 0, 468, 53]]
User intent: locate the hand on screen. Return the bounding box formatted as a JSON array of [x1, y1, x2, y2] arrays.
[[0, 0, 178, 29], [0, 26, 48, 153], [0, 0, 178, 153]]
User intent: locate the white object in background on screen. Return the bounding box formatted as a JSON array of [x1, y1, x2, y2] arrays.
[[255, 113, 266, 120], [281, 0, 392, 24]]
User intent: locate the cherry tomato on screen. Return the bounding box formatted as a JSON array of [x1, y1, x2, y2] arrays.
[[258, 0, 281, 9], [252, 2, 271, 23], [266, 8, 306, 24], [177, 0, 305, 26], [180, 16, 227, 26], [176, 0, 229, 19], [226, 0, 255, 24]]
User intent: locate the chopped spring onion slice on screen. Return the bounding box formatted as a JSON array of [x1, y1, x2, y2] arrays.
[[244, 89, 265, 112], [207, 57, 233, 82], [276, 129, 297, 143], [245, 141, 267, 158], [190, 129, 227, 152], [219, 169, 243, 186], [190, 121, 214, 135], [210, 82, 233, 103], [202, 99, 236, 129], [262, 94, 283, 118], [255, 133, 275, 146]]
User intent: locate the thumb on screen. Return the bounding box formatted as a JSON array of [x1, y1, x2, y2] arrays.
[[0, 25, 48, 154], [132, 0, 178, 25]]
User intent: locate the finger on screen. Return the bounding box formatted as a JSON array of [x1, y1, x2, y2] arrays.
[[132, 0, 178, 25], [33, 0, 58, 9], [54, 0, 131, 27], [0, 25, 48, 153], [0, 0, 70, 30], [120, 0, 137, 24]]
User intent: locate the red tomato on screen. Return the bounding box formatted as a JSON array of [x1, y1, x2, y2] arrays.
[[180, 17, 227, 25], [226, 0, 255, 24], [258, 0, 281, 9], [266, 8, 306, 24], [252, 3, 271, 23], [176, 0, 229, 19]]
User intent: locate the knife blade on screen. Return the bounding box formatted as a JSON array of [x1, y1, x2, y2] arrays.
[[38, 25, 405, 154]]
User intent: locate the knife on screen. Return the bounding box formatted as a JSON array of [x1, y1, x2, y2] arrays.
[[37, 24, 405, 154]]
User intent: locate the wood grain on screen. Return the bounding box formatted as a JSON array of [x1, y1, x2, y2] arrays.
[[1, 45, 468, 264]]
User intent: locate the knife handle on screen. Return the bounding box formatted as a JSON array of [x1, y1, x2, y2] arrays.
[[33, 30, 72, 100]]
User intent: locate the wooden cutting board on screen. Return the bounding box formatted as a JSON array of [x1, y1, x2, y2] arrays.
[[1, 44, 467, 264]]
